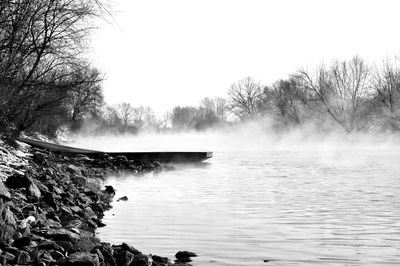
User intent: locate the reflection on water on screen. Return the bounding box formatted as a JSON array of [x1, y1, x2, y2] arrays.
[[74, 133, 400, 265]]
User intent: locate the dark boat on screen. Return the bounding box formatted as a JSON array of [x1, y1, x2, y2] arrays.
[[18, 138, 213, 163]]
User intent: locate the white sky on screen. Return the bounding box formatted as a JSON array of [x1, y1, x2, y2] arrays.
[[90, 0, 400, 115]]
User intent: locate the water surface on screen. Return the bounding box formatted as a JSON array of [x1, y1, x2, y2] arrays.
[[74, 131, 400, 265]]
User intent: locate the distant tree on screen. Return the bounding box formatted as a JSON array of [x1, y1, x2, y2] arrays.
[[116, 102, 135, 126], [295, 56, 371, 131], [195, 97, 228, 129], [171, 106, 198, 129], [67, 65, 104, 130], [132, 106, 156, 129], [370, 59, 400, 129], [267, 78, 309, 124], [214, 97, 228, 121], [228, 77, 264, 119]]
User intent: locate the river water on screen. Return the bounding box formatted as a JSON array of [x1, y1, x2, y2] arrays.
[[73, 128, 400, 265]]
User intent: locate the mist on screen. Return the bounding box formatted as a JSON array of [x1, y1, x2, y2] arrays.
[[69, 116, 400, 156]]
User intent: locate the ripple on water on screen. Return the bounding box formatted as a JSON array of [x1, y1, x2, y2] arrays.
[[96, 148, 400, 265]]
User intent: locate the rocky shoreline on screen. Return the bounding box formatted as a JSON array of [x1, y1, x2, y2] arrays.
[[0, 138, 196, 266]]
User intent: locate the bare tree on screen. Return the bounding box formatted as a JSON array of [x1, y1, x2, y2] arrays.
[[295, 56, 371, 131], [116, 102, 135, 126], [269, 78, 309, 124], [371, 59, 400, 125], [132, 106, 156, 129], [227, 77, 264, 119], [170, 106, 198, 129], [68, 65, 104, 123]]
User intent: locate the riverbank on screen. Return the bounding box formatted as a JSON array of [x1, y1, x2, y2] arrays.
[[0, 136, 196, 266]]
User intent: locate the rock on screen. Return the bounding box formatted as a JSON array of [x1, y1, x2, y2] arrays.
[[67, 165, 83, 176], [1, 251, 16, 263], [84, 206, 97, 220], [175, 251, 197, 260], [45, 228, 80, 244], [121, 242, 141, 255], [13, 236, 31, 248], [43, 193, 58, 210], [38, 240, 60, 250], [98, 245, 115, 266], [64, 252, 100, 266], [5, 173, 32, 188], [85, 179, 101, 193], [130, 254, 152, 266], [0, 181, 11, 199], [114, 250, 135, 266], [104, 185, 115, 195], [72, 235, 100, 253], [16, 250, 31, 264], [19, 215, 36, 229], [115, 155, 128, 162], [93, 248, 104, 263], [117, 196, 128, 201], [74, 154, 93, 162], [33, 152, 46, 164], [70, 206, 82, 213], [28, 182, 41, 198], [50, 250, 65, 260], [1, 205, 17, 226], [45, 219, 62, 229], [55, 240, 74, 252], [73, 175, 87, 187], [152, 255, 170, 265]]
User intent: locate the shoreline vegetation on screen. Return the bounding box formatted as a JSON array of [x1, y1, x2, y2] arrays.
[[0, 135, 197, 265]]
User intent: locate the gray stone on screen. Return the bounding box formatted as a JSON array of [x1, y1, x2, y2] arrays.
[[16, 250, 31, 264], [65, 252, 100, 266], [0, 181, 11, 199], [45, 228, 80, 244], [175, 251, 197, 260], [73, 175, 87, 187], [72, 235, 100, 253], [28, 182, 41, 198], [67, 165, 83, 176], [0, 224, 15, 245], [117, 196, 128, 201]]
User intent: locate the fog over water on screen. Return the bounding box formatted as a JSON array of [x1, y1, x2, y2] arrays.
[[71, 122, 400, 265]]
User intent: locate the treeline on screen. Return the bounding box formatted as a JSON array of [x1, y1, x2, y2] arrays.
[[229, 56, 400, 132], [164, 56, 400, 133], [0, 0, 105, 138], [78, 98, 228, 134]]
